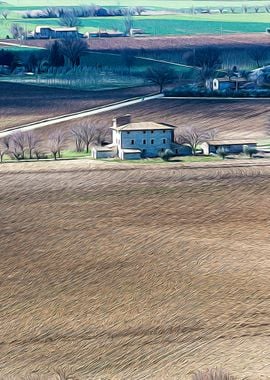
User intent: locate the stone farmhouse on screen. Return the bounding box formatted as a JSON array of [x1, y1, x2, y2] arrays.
[[92, 115, 192, 160], [201, 140, 257, 155], [32, 26, 81, 39]]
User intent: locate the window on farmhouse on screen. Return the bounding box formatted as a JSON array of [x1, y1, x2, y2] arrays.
[[151, 130, 154, 134], [151, 139, 154, 144], [163, 139, 166, 144], [163, 130, 166, 133], [131, 139, 135, 145], [143, 139, 146, 144]]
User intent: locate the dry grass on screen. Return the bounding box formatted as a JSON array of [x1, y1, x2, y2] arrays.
[[1, 160, 270, 379]]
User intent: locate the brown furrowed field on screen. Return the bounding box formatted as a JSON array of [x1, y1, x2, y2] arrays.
[[19, 33, 270, 52], [34, 97, 270, 149], [1, 160, 270, 379], [0, 82, 155, 130]]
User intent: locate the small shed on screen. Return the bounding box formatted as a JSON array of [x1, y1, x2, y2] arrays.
[[201, 140, 257, 155], [119, 149, 142, 160], [212, 76, 248, 91], [92, 146, 116, 159]]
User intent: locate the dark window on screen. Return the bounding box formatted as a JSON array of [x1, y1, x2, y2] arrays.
[[131, 139, 135, 145], [151, 139, 154, 144], [127, 131, 130, 134], [143, 130, 146, 134], [175, 149, 178, 154], [163, 139, 166, 144], [143, 139, 146, 144], [151, 130, 154, 134], [161, 148, 164, 152], [163, 130, 166, 133]]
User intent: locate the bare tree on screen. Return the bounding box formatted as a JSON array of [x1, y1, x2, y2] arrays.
[[59, 12, 81, 27], [187, 46, 222, 70], [175, 127, 214, 155], [135, 6, 145, 16], [78, 124, 96, 153], [71, 127, 85, 152], [95, 124, 109, 145], [10, 23, 25, 39], [123, 11, 134, 36], [1, 10, 9, 20], [25, 131, 40, 159], [60, 38, 88, 67], [145, 67, 178, 93], [10, 131, 27, 160], [242, 4, 248, 13], [1, 135, 11, 151], [48, 131, 66, 160], [247, 46, 268, 67], [0, 141, 7, 163]]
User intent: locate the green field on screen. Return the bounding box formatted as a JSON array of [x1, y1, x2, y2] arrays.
[[1, 1, 269, 9], [0, 13, 270, 38]]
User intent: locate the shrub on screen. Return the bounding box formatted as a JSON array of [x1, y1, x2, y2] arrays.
[[243, 145, 257, 158], [159, 148, 175, 161], [192, 367, 236, 380], [216, 146, 229, 159]]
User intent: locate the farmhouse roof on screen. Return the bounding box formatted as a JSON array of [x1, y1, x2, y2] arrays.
[[112, 122, 175, 131], [206, 139, 257, 146], [121, 148, 142, 153], [215, 76, 248, 83]]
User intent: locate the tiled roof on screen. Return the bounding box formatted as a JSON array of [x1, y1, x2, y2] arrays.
[[112, 122, 175, 131], [206, 140, 257, 146]]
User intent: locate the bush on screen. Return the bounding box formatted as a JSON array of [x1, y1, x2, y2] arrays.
[[192, 368, 236, 380], [243, 145, 257, 158], [159, 148, 175, 161], [216, 146, 229, 159]]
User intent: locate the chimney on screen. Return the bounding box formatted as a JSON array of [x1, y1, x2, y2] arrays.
[[112, 114, 131, 128]]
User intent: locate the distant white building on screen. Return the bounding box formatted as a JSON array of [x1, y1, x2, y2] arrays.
[[207, 76, 248, 91], [32, 26, 81, 39], [92, 115, 191, 160]]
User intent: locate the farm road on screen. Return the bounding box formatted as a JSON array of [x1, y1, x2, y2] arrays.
[[0, 93, 164, 138]]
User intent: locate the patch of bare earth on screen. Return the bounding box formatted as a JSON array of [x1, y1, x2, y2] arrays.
[[0, 161, 270, 379]]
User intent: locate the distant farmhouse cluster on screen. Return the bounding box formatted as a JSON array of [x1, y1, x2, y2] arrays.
[[92, 115, 257, 160], [30, 26, 145, 40]]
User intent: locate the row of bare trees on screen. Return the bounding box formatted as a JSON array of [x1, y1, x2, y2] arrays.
[[0, 123, 108, 162]]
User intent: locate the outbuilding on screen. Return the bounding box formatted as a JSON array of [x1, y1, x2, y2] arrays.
[[201, 139, 257, 155]]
